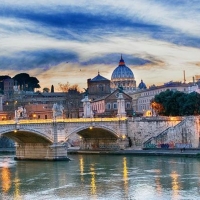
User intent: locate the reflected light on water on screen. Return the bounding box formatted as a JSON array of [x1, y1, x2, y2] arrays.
[[155, 170, 162, 195], [90, 165, 97, 196], [79, 157, 84, 182], [14, 175, 21, 200], [170, 171, 180, 199], [1, 166, 11, 193], [123, 157, 128, 196]]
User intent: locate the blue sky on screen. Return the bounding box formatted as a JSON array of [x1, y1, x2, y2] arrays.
[[0, 0, 200, 91]]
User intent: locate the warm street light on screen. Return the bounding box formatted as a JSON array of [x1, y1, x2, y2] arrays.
[[33, 114, 36, 119]]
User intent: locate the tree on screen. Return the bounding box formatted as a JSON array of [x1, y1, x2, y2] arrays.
[[58, 82, 81, 92], [150, 101, 164, 116], [58, 82, 70, 92], [13, 73, 40, 91], [28, 77, 40, 91], [43, 87, 50, 93], [151, 90, 200, 116], [51, 85, 54, 93], [182, 92, 200, 115]]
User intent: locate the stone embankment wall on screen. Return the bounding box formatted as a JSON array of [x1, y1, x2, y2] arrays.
[[127, 116, 200, 149], [161, 116, 200, 148]]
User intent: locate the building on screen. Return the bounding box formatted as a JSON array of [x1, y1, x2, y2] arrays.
[[130, 81, 199, 116], [24, 104, 53, 120], [3, 78, 14, 100], [2, 90, 83, 120], [111, 55, 136, 93], [87, 72, 111, 100], [91, 89, 132, 117]]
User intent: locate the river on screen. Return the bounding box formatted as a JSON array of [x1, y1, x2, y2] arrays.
[[0, 153, 200, 200]]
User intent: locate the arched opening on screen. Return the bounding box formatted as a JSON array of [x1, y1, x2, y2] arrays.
[[69, 127, 121, 151], [2, 130, 52, 144]]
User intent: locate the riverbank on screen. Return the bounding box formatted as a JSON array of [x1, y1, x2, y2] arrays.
[[68, 148, 200, 158], [0, 148, 15, 153], [1, 147, 200, 158]]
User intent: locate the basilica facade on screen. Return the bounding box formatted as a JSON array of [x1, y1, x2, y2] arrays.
[[87, 56, 137, 117]]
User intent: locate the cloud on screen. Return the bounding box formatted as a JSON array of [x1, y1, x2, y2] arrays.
[[0, 49, 79, 70], [80, 53, 151, 66], [0, 0, 200, 90]]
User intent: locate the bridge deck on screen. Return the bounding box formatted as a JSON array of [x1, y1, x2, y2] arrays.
[[0, 117, 127, 125]]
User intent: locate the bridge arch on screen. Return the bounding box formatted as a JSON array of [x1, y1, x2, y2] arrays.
[[66, 124, 121, 150], [67, 124, 119, 140], [1, 128, 53, 144]]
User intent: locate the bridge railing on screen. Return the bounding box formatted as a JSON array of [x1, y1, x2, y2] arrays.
[[0, 117, 128, 125]]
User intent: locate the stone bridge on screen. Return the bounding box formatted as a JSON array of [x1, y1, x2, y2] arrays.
[[0, 117, 128, 160], [0, 116, 200, 160]]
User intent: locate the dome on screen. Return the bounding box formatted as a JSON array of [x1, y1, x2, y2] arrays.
[[111, 56, 134, 80], [91, 72, 109, 82], [138, 80, 147, 89], [110, 55, 136, 93]]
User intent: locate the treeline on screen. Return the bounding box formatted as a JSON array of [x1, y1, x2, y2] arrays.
[[151, 89, 200, 116], [0, 73, 82, 93], [0, 73, 40, 92]]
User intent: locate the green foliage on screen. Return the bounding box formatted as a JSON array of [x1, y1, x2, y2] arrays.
[[43, 87, 50, 93], [13, 73, 40, 91], [51, 85, 54, 93], [151, 89, 200, 116]]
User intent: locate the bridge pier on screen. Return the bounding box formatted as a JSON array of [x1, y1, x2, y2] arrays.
[[15, 143, 70, 161]]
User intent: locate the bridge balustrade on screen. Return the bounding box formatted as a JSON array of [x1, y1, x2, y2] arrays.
[[0, 117, 127, 125]]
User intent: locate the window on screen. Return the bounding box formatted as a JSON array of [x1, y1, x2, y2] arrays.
[[113, 103, 117, 109], [126, 103, 130, 108], [107, 103, 111, 109]]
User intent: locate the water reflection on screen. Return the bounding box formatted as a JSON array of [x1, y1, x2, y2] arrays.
[[13, 174, 21, 200], [79, 157, 84, 182], [123, 157, 128, 198], [90, 164, 96, 196], [155, 170, 162, 195], [170, 171, 181, 199], [1, 166, 11, 193], [0, 154, 200, 199]]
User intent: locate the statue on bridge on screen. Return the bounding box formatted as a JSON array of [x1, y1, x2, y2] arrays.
[[15, 106, 27, 120], [52, 103, 64, 120]]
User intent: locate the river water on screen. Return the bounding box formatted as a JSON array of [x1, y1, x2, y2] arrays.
[[0, 153, 200, 200]]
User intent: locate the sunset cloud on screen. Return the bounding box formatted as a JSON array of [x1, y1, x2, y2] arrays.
[[0, 0, 200, 90]]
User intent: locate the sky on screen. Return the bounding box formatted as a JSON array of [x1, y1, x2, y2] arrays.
[[0, 0, 200, 91]]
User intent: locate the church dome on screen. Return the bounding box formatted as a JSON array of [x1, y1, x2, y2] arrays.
[[110, 55, 136, 93], [138, 80, 147, 89], [111, 56, 134, 80]]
